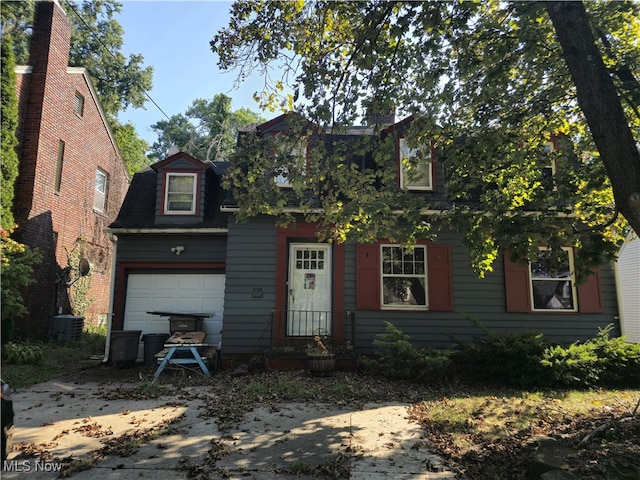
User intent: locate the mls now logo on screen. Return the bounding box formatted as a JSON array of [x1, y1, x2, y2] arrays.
[[3, 460, 63, 472]]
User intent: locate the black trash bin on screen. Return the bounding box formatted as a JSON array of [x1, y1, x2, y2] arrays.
[[142, 333, 170, 366], [110, 330, 142, 367]]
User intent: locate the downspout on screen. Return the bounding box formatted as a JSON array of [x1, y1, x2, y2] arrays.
[[613, 259, 624, 336], [103, 232, 118, 363]]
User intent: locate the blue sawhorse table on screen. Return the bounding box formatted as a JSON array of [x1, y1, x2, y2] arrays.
[[154, 331, 214, 379]]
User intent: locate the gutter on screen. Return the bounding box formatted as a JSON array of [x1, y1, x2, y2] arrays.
[[105, 228, 228, 234], [103, 232, 118, 363], [220, 205, 574, 217]]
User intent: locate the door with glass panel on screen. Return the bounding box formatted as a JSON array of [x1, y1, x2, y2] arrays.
[[287, 243, 332, 336]]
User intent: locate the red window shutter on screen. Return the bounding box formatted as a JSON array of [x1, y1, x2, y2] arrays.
[[504, 252, 531, 312], [577, 267, 602, 313], [427, 244, 453, 311], [356, 243, 380, 310]]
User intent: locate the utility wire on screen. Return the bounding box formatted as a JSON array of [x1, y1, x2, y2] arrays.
[[63, 0, 171, 121]]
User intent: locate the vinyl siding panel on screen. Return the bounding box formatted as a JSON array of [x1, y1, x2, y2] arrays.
[[345, 230, 620, 355], [617, 236, 640, 342], [116, 234, 227, 263], [222, 216, 278, 353]]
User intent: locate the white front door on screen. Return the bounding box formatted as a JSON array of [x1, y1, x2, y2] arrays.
[[287, 243, 332, 336]]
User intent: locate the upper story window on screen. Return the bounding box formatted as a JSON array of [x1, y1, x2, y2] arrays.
[[399, 137, 432, 190], [164, 172, 197, 214], [55, 140, 65, 193], [381, 244, 428, 309], [541, 141, 557, 182], [74, 91, 84, 117], [274, 137, 307, 188], [529, 247, 577, 312], [94, 168, 108, 212]]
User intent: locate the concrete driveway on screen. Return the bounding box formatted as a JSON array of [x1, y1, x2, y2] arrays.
[[2, 365, 460, 479]]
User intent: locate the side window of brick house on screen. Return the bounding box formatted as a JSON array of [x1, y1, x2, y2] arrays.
[[54, 140, 65, 193], [74, 91, 84, 117], [94, 168, 108, 213]]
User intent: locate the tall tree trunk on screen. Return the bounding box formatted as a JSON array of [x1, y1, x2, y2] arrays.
[[546, 1, 640, 235]]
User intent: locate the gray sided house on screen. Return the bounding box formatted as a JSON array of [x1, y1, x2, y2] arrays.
[[107, 153, 228, 360], [107, 117, 620, 367]]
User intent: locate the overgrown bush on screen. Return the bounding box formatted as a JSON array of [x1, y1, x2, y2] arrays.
[[360, 321, 453, 384], [2, 342, 43, 365], [542, 324, 640, 388], [363, 320, 640, 389], [454, 328, 552, 388]]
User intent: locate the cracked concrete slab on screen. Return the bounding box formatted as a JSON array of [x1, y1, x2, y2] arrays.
[[3, 378, 460, 479]]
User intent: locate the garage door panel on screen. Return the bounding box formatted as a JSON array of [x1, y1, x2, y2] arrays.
[[176, 275, 201, 290], [203, 276, 225, 290], [152, 275, 177, 290], [123, 273, 225, 361]]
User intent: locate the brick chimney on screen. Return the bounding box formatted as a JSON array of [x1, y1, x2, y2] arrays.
[[364, 102, 396, 127], [15, 0, 72, 223]]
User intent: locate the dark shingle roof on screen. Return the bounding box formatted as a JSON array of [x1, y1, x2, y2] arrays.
[[108, 162, 228, 230]]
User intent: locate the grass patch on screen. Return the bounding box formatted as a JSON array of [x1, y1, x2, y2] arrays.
[[2, 327, 106, 388], [408, 388, 640, 479]]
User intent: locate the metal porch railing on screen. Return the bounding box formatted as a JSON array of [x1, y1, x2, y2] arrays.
[[270, 310, 355, 350]]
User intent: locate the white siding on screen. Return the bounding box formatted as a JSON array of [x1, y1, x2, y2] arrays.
[[617, 233, 640, 342]]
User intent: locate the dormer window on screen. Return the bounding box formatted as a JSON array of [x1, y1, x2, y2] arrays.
[[541, 141, 559, 192], [274, 137, 307, 188], [399, 137, 432, 190], [164, 172, 197, 214]]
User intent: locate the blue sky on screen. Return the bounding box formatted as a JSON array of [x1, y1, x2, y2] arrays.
[[116, 1, 268, 145]]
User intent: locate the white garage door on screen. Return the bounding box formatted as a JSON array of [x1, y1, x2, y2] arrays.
[[123, 273, 225, 359]]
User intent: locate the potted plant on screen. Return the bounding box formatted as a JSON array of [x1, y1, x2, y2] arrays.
[[306, 331, 335, 377]]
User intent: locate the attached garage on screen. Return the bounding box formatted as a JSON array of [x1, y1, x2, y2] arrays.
[[122, 273, 225, 360]]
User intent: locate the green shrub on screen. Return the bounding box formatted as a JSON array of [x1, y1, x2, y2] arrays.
[[2, 342, 44, 365], [1, 229, 42, 342], [454, 322, 552, 388], [361, 321, 453, 384], [542, 324, 640, 388]]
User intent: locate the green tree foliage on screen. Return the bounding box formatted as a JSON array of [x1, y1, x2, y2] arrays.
[[0, 1, 34, 65], [1, 33, 19, 231], [213, 0, 640, 275], [149, 93, 265, 161], [1, 229, 42, 343], [112, 121, 150, 175], [1, 0, 153, 119]]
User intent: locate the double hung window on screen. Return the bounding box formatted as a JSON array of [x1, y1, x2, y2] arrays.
[[94, 168, 107, 212], [381, 245, 428, 309], [274, 137, 307, 187], [164, 172, 196, 214], [399, 137, 432, 190], [529, 247, 577, 311]]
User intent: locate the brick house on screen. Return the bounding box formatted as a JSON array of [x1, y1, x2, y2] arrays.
[[13, 0, 129, 338]]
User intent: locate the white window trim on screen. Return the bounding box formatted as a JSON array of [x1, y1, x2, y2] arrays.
[[542, 141, 559, 192], [380, 244, 429, 310], [164, 172, 197, 215], [399, 137, 433, 191], [94, 168, 107, 213], [529, 247, 578, 312], [274, 138, 307, 188]]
